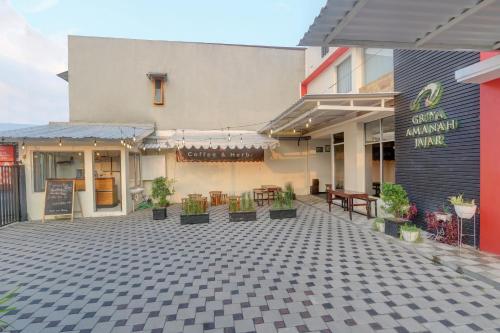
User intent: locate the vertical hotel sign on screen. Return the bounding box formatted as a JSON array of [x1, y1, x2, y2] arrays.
[[406, 82, 459, 148]]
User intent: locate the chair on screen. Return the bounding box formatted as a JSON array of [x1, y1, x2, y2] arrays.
[[209, 191, 222, 206], [253, 188, 267, 206]]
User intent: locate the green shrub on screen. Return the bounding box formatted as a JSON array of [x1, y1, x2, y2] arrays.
[[0, 287, 18, 330], [182, 198, 205, 215], [151, 177, 175, 208], [273, 187, 294, 210], [381, 183, 410, 218], [449, 194, 475, 206], [240, 192, 255, 212]]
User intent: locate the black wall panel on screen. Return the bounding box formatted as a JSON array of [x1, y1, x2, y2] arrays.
[[394, 50, 480, 245]]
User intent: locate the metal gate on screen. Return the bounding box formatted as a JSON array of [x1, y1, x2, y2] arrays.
[[0, 165, 27, 227]]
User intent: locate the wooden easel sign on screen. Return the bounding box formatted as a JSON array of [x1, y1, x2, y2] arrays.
[[42, 179, 81, 223]]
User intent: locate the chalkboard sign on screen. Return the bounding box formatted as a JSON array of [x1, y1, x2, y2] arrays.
[[43, 179, 75, 222]]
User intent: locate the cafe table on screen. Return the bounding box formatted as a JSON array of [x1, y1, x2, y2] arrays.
[[327, 189, 372, 220]]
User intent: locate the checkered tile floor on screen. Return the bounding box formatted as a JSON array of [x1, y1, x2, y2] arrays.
[[1, 203, 500, 333]]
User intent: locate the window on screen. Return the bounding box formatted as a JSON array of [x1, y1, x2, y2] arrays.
[[321, 46, 329, 58], [364, 48, 393, 84], [33, 151, 85, 192], [128, 153, 141, 188], [364, 116, 395, 196], [336, 56, 352, 93], [153, 79, 164, 105], [333, 132, 345, 190]]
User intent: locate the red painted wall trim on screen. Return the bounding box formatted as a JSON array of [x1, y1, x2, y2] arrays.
[[301, 47, 350, 96], [480, 51, 500, 254]]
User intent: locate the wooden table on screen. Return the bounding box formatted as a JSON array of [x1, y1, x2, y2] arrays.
[[328, 189, 372, 220], [261, 185, 281, 205]]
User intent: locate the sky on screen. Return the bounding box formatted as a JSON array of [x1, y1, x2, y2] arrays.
[[1, 0, 326, 125]]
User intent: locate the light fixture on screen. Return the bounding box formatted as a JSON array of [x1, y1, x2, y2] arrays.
[[132, 127, 136, 142], [209, 138, 212, 149], [58, 138, 62, 146], [306, 123, 309, 128], [308, 117, 312, 123], [240, 135, 243, 144], [158, 147, 161, 152], [182, 130, 185, 147], [94, 139, 97, 147], [228, 133, 231, 142], [270, 129, 273, 134], [78, 152, 82, 156], [268, 133, 271, 138], [21, 139, 25, 150], [96, 152, 100, 156], [293, 128, 296, 134], [142, 146, 146, 151], [120, 139, 124, 145]]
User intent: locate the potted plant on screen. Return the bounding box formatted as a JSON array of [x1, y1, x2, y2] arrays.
[[400, 223, 421, 242], [285, 182, 296, 200], [229, 192, 257, 222], [269, 187, 296, 219], [381, 183, 411, 238], [434, 203, 452, 222], [180, 197, 209, 225], [372, 217, 385, 232], [151, 177, 175, 220], [449, 194, 477, 219]]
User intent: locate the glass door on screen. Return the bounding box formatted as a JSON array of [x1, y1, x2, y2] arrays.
[[333, 132, 345, 190], [93, 150, 122, 212]]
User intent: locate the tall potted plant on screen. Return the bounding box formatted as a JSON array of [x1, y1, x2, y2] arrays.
[[229, 192, 257, 222], [449, 194, 476, 219], [381, 183, 410, 238], [151, 177, 175, 220], [269, 187, 296, 219]]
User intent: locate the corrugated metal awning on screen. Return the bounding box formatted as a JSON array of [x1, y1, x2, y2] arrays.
[[0, 122, 154, 141], [141, 129, 279, 150], [300, 0, 500, 50]]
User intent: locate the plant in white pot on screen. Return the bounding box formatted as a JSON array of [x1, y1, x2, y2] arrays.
[[434, 203, 452, 222], [372, 217, 385, 232], [400, 223, 421, 242], [449, 194, 477, 219]]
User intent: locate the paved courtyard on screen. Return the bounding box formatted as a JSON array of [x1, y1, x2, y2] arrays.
[[1, 203, 500, 333]]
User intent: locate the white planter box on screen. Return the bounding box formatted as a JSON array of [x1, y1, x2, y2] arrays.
[[454, 204, 477, 219], [401, 230, 419, 242]]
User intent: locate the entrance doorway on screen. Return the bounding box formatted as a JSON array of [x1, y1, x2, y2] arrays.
[[93, 150, 122, 212]]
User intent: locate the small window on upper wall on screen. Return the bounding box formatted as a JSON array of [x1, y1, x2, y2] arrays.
[[321, 46, 329, 58], [153, 79, 164, 105]]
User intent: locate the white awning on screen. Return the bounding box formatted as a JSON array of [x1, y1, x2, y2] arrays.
[[141, 129, 279, 150], [0, 122, 154, 141], [259, 93, 398, 137], [300, 0, 500, 50], [455, 54, 500, 83]]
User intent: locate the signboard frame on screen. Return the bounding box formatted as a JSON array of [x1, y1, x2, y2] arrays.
[[42, 179, 82, 223]]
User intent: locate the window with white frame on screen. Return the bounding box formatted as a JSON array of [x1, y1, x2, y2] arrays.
[[364, 48, 393, 85], [33, 151, 85, 192], [128, 153, 141, 188], [336, 56, 352, 93]]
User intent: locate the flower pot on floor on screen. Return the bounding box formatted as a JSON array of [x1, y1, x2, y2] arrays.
[[384, 217, 408, 238], [269, 208, 297, 219], [375, 220, 385, 232], [180, 213, 210, 225], [229, 211, 257, 222], [453, 205, 477, 219], [152, 207, 167, 220], [401, 230, 420, 242]]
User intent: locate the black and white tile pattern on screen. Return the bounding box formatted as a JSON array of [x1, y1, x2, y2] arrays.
[[1, 203, 500, 332]]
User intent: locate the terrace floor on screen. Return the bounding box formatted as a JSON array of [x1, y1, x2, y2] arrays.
[[1, 202, 500, 333]]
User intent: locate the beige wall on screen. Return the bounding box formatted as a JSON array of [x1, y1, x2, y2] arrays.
[[68, 36, 305, 130]]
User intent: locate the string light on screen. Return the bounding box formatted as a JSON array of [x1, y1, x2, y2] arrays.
[[227, 132, 231, 142], [308, 117, 312, 123], [209, 138, 212, 149], [142, 146, 146, 151], [94, 139, 97, 147], [58, 138, 62, 147], [270, 129, 273, 134], [132, 127, 136, 142], [306, 123, 309, 128], [182, 130, 185, 147], [120, 139, 124, 145], [21, 139, 25, 150], [240, 135, 243, 144], [293, 128, 296, 134]]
